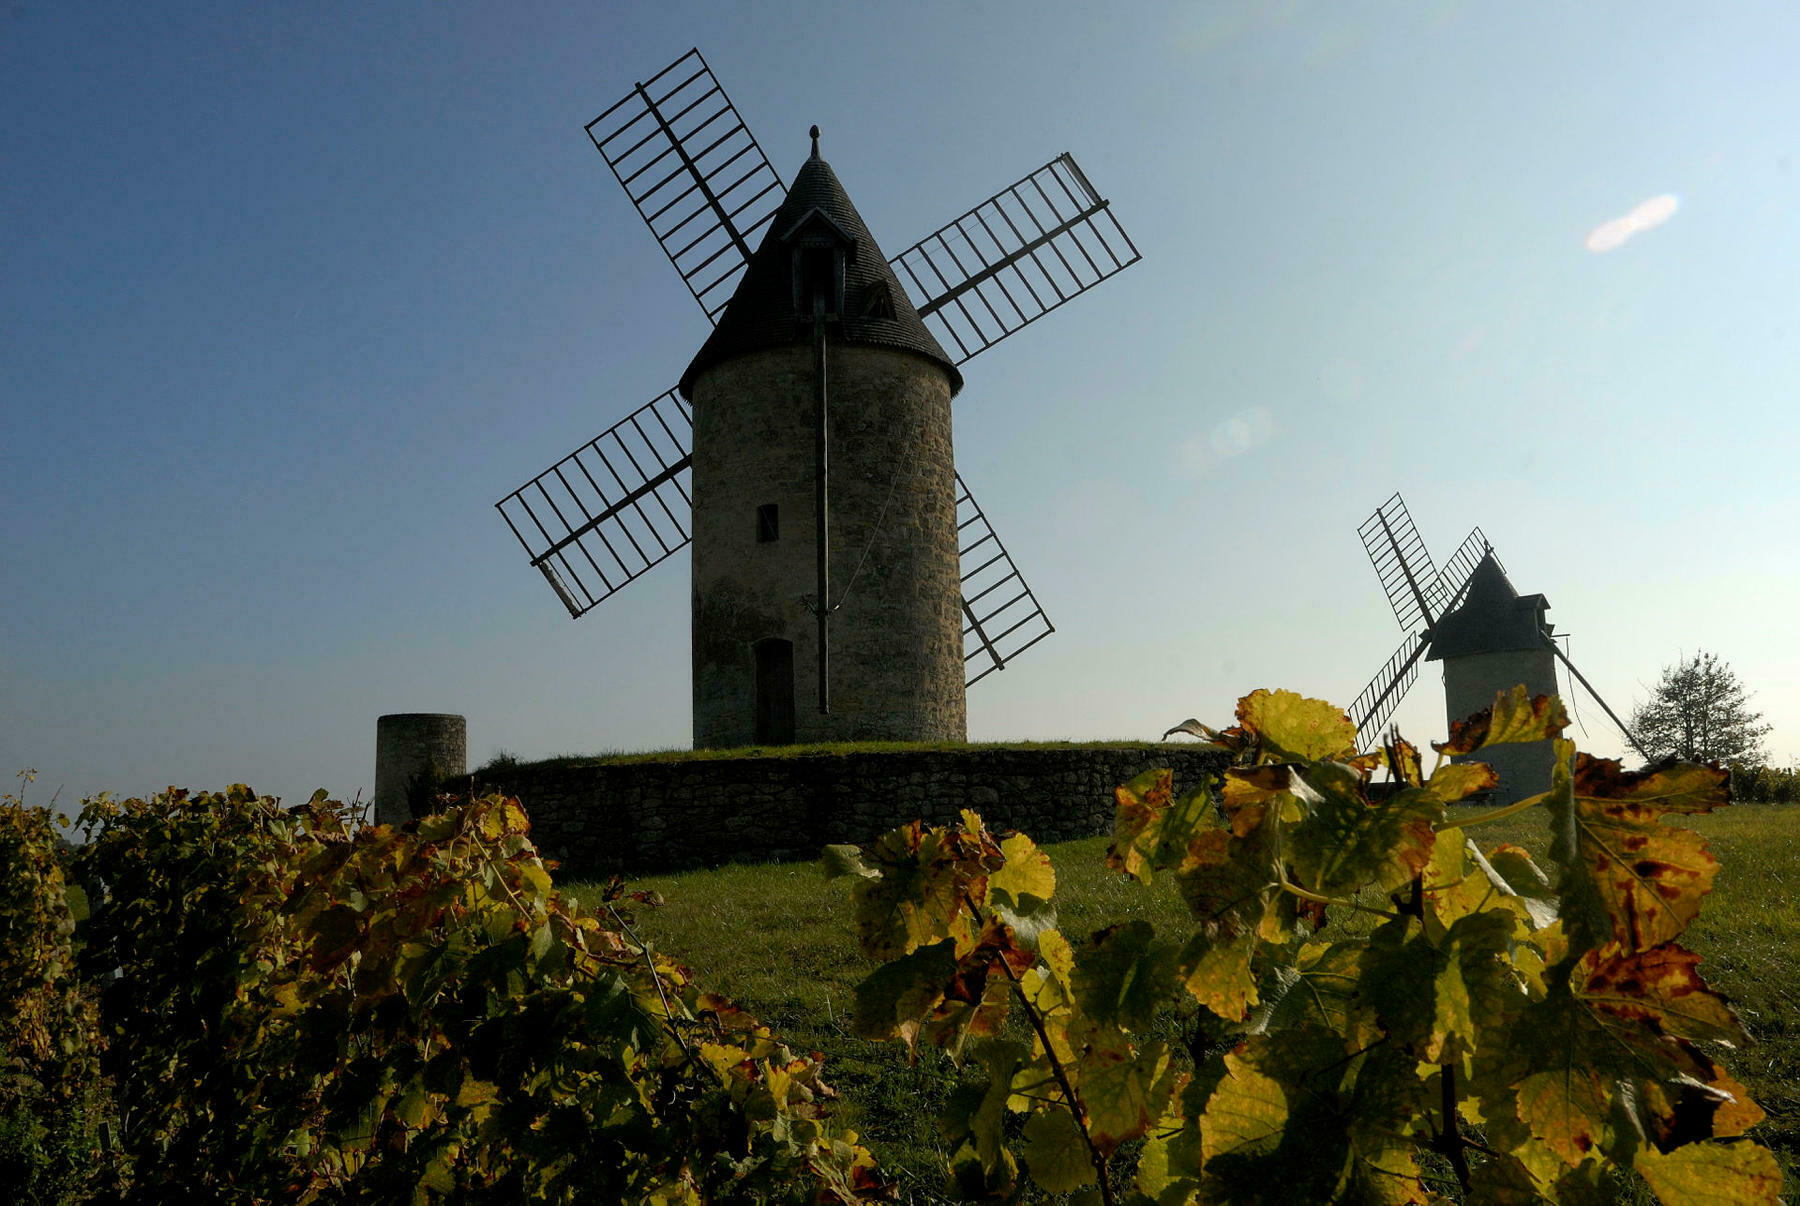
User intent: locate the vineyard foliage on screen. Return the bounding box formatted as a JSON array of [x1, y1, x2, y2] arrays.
[[2, 785, 879, 1204], [1, 686, 1781, 1204], [827, 687, 1781, 1204]]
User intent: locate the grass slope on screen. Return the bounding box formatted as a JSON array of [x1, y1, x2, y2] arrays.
[[566, 803, 1799, 1203]]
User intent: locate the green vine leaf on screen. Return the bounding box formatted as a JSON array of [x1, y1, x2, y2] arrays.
[[1022, 1107, 1094, 1192], [1073, 919, 1178, 1033], [1287, 763, 1440, 896]]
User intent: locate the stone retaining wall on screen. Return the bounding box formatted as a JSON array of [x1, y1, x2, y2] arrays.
[[470, 745, 1231, 877]]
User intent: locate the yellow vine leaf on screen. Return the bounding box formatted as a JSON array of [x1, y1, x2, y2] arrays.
[[1634, 1141, 1783, 1206], [1235, 688, 1359, 763]]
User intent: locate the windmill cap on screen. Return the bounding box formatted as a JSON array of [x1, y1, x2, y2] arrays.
[[1425, 552, 1552, 660], [678, 135, 963, 399]]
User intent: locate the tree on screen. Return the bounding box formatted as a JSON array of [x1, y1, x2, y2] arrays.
[[1630, 650, 1771, 765]]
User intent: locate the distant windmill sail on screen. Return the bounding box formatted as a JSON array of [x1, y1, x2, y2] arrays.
[[1357, 493, 1445, 632]]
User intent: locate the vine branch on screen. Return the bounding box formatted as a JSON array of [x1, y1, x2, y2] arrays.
[[964, 893, 1117, 1206]]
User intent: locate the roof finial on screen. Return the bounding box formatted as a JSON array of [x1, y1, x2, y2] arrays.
[[809, 124, 821, 159]]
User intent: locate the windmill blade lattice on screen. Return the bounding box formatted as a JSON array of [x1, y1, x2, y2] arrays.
[[1358, 493, 1446, 631], [1436, 527, 1500, 615], [957, 475, 1054, 686], [890, 154, 1142, 365], [586, 49, 787, 323], [497, 389, 694, 618], [1348, 630, 1431, 743]]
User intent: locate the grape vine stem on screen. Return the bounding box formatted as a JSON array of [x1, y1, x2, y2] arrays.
[[964, 893, 1117, 1206]]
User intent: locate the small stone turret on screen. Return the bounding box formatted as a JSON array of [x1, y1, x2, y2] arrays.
[[681, 131, 966, 748], [1427, 554, 1557, 804], [374, 713, 466, 825]]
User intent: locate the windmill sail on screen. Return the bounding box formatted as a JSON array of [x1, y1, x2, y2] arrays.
[[957, 475, 1054, 686], [1436, 527, 1499, 615], [496, 389, 695, 618], [586, 49, 786, 322], [1348, 631, 1431, 743], [889, 154, 1142, 365], [1358, 493, 1446, 632]]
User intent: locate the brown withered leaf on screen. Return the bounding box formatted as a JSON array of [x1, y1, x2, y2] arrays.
[[1176, 828, 1271, 942], [1573, 756, 1730, 816], [1575, 943, 1744, 1045], [1553, 750, 1727, 955], [1109, 772, 1218, 886]]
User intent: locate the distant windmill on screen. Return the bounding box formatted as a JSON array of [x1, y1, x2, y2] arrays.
[[1348, 494, 1648, 800], [496, 49, 1140, 748]]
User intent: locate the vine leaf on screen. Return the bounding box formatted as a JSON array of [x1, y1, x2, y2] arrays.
[[1549, 745, 1728, 956], [1633, 1140, 1783, 1206], [1432, 687, 1570, 755], [845, 815, 993, 960], [1108, 769, 1209, 885], [1021, 1107, 1094, 1192], [850, 938, 957, 1051], [1574, 943, 1744, 1045], [1072, 919, 1178, 1033], [1175, 813, 1278, 944], [1176, 930, 1258, 1022], [1424, 760, 1500, 804], [988, 833, 1055, 910], [1235, 689, 1359, 763], [1287, 763, 1440, 896], [1360, 912, 1515, 1063], [1080, 1034, 1174, 1154]]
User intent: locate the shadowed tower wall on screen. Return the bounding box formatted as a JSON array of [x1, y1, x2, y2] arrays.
[[688, 343, 965, 747]]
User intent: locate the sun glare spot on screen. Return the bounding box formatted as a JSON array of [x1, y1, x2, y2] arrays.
[[1179, 406, 1276, 476], [1585, 193, 1681, 252]]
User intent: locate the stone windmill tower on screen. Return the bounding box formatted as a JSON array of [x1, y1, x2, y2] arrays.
[[1348, 494, 1649, 804], [496, 50, 1141, 749], [1422, 552, 1561, 798], [682, 129, 966, 746]]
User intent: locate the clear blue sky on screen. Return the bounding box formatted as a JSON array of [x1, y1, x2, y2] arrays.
[[6, 2, 1797, 809]]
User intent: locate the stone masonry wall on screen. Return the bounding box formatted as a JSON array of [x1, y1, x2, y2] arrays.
[[471, 745, 1231, 878], [374, 713, 466, 828], [688, 343, 964, 748]]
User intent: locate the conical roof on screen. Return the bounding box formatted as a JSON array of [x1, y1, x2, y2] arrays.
[[1426, 552, 1551, 660], [678, 132, 962, 399]]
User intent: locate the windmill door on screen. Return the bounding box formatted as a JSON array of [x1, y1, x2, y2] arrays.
[[754, 638, 795, 744]]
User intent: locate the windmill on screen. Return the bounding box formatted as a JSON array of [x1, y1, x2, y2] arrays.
[[496, 49, 1140, 748], [1348, 494, 1649, 802]]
